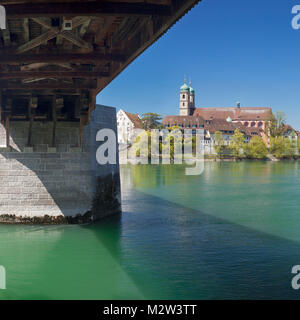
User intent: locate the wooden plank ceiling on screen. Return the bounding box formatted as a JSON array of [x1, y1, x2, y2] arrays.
[[0, 0, 200, 122]]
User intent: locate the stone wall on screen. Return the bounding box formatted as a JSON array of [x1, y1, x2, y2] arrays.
[[0, 105, 121, 224]]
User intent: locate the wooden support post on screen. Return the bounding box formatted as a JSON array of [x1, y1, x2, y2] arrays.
[[5, 99, 12, 149], [0, 91, 2, 124], [79, 113, 84, 149], [88, 91, 96, 123], [51, 95, 57, 148], [5, 116, 10, 148], [27, 101, 33, 147], [78, 93, 88, 148], [27, 96, 37, 147]]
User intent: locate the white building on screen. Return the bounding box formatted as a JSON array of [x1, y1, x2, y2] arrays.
[[117, 109, 143, 144]]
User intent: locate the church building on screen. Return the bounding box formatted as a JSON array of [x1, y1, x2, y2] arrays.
[[163, 80, 273, 146], [179, 80, 195, 116]]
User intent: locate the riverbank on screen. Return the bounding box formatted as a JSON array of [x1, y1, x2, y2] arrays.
[[123, 155, 300, 163]]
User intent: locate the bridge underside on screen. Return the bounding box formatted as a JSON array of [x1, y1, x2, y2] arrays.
[[0, 0, 200, 223]]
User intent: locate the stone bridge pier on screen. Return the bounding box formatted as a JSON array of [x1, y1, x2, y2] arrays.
[[0, 104, 121, 224]]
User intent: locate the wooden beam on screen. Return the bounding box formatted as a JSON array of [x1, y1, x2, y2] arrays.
[[27, 97, 35, 147], [79, 18, 91, 38], [16, 28, 60, 53], [0, 81, 97, 90], [23, 18, 30, 42], [16, 17, 92, 53], [31, 18, 52, 30], [0, 53, 125, 64], [79, 114, 84, 148], [1, 26, 11, 47], [51, 95, 57, 148], [0, 91, 2, 124], [5, 2, 172, 18], [5, 115, 10, 148], [0, 71, 110, 79], [5, 98, 12, 148], [59, 31, 93, 50], [20, 63, 73, 71]]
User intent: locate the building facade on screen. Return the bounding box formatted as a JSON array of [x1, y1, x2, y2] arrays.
[[117, 109, 143, 144], [163, 80, 274, 154]]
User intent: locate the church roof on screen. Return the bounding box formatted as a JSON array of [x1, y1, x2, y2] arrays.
[[124, 111, 143, 129], [193, 107, 272, 121], [162, 115, 204, 127], [180, 83, 190, 92]]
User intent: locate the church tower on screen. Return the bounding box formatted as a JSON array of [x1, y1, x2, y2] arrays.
[[179, 79, 190, 116], [179, 79, 195, 116], [189, 81, 195, 115]]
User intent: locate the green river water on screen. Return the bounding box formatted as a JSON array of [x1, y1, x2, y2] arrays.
[[1, 161, 300, 299]]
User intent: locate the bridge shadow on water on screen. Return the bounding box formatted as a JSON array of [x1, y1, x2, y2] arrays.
[[2, 188, 300, 300], [1, 162, 300, 299]]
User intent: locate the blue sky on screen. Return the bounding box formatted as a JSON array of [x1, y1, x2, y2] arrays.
[[98, 0, 300, 129]]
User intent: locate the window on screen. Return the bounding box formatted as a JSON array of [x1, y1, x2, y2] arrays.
[[183, 103, 185, 106], [182, 95, 185, 99]]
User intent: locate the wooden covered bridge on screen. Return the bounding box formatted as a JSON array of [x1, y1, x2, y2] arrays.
[[0, 0, 200, 223]]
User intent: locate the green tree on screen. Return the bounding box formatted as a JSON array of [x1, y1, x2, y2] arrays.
[[270, 136, 285, 158], [284, 138, 296, 158], [245, 136, 268, 159], [141, 113, 162, 130], [213, 130, 225, 158], [229, 129, 245, 159], [266, 111, 287, 138], [269, 136, 295, 158]]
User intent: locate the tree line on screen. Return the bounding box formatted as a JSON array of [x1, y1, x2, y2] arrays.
[[214, 112, 299, 160], [138, 112, 299, 160]]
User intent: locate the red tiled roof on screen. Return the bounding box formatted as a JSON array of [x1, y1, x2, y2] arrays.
[[203, 119, 260, 137], [284, 124, 294, 131], [193, 107, 272, 121], [124, 111, 143, 129], [162, 115, 205, 127]]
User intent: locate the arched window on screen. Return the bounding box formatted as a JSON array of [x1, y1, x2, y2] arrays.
[[258, 122, 263, 128], [182, 95, 185, 99], [183, 103, 185, 106], [251, 122, 256, 127], [244, 122, 249, 127]]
